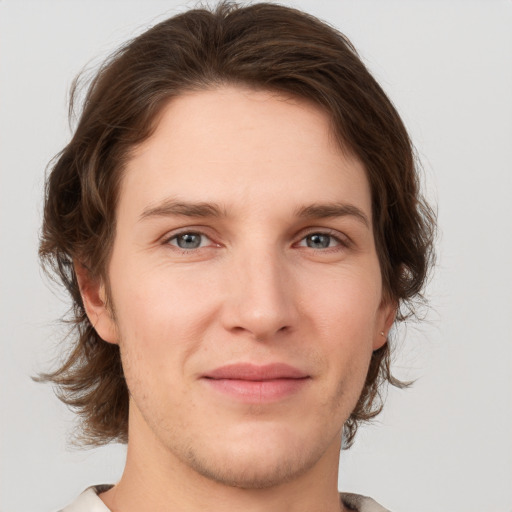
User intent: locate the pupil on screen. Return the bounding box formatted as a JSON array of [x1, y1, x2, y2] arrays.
[[178, 233, 201, 249], [308, 234, 330, 248]]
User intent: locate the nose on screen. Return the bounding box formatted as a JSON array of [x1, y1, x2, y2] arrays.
[[220, 246, 299, 341]]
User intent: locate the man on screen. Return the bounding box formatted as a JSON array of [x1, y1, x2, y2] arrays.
[[39, 3, 435, 511]]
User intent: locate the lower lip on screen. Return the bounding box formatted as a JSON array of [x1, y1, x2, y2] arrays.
[[203, 377, 309, 403]]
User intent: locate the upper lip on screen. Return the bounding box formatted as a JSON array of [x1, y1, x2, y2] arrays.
[[203, 363, 309, 381]]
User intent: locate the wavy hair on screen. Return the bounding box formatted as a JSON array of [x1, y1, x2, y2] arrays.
[[39, 1, 436, 448]]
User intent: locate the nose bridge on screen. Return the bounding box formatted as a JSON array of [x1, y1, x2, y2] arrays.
[[224, 240, 297, 339]]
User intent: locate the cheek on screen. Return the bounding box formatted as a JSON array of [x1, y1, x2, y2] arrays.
[[109, 260, 224, 382], [305, 266, 382, 339], [303, 267, 382, 393]]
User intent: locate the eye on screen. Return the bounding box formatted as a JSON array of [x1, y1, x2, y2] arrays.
[[167, 232, 211, 250], [298, 233, 342, 249]]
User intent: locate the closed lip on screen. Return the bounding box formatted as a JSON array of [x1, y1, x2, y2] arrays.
[[202, 363, 309, 381]]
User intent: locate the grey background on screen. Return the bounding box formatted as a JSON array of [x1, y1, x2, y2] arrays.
[[1, 1, 511, 511]]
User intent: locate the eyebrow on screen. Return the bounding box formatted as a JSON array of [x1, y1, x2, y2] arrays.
[[139, 199, 226, 221], [139, 198, 370, 228], [295, 202, 370, 228]]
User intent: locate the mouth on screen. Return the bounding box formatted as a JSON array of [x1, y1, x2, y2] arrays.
[[201, 363, 311, 403]]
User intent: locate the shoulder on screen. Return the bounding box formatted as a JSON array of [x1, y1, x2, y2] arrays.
[[59, 485, 113, 512], [60, 486, 391, 512], [340, 492, 392, 512]]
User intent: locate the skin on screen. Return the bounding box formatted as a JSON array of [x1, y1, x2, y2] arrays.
[[78, 86, 395, 512]]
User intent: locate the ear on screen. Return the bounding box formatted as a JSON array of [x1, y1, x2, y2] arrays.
[[74, 262, 118, 344], [373, 299, 397, 351]]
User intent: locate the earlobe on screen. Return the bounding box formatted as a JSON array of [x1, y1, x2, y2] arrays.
[[373, 300, 397, 351], [74, 262, 118, 344]]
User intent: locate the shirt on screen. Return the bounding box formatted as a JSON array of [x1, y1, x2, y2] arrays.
[[61, 485, 392, 512]]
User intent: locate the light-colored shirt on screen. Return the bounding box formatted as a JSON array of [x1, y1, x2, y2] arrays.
[[61, 485, 392, 512]]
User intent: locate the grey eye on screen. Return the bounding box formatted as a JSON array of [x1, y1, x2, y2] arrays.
[[173, 233, 204, 249], [306, 233, 334, 249]]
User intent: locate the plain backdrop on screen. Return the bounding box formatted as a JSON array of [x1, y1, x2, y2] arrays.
[[1, 1, 511, 511]]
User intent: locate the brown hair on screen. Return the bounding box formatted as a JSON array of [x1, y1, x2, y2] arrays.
[[39, 1, 435, 448]]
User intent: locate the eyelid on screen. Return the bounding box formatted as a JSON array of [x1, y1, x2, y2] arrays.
[[161, 227, 219, 249], [296, 227, 352, 248]]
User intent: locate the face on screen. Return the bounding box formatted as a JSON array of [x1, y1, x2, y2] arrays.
[[84, 86, 394, 489]]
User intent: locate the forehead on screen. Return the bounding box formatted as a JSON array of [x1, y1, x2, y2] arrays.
[[120, 86, 371, 221]]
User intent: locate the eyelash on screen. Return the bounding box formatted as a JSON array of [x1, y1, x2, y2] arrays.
[[163, 228, 350, 253], [165, 231, 215, 252], [296, 230, 349, 251]]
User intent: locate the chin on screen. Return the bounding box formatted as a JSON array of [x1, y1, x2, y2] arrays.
[[186, 445, 313, 489], [176, 422, 337, 490]]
